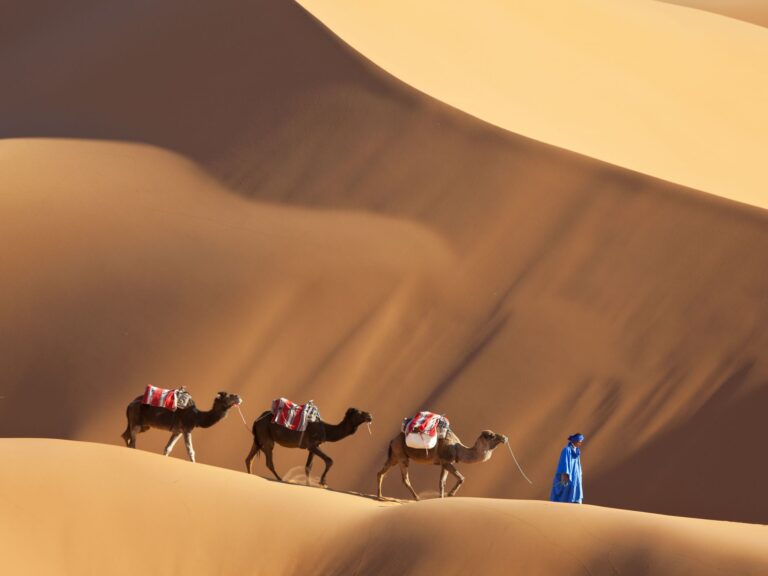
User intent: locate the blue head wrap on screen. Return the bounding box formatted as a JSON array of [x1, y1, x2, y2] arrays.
[[568, 433, 585, 443]]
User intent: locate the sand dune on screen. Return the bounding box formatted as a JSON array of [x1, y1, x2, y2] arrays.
[[0, 137, 451, 471], [661, 0, 768, 28], [2, 137, 767, 526], [298, 0, 768, 209], [2, 439, 766, 576], [3, 0, 767, 211], [2, 0, 768, 571], [0, 0, 767, 534]]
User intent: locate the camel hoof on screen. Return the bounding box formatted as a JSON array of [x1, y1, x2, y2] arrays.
[[320, 483, 329, 489]]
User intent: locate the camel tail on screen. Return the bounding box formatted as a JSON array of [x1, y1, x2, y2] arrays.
[[245, 422, 264, 473], [249, 422, 262, 459], [247, 411, 271, 464]]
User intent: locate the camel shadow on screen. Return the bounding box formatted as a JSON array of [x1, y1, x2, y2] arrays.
[[253, 468, 405, 505]]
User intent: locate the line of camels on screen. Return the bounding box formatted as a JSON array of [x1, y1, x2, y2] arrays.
[[121, 390, 509, 500]]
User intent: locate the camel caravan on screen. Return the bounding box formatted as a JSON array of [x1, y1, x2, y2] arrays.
[[122, 386, 526, 499]]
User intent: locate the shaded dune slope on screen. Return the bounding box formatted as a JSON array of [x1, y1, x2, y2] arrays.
[[2, 440, 766, 576], [1, 0, 767, 524]]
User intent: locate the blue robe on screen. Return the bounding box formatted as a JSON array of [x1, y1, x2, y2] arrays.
[[550, 443, 583, 503]]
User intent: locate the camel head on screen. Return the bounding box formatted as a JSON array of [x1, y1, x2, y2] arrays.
[[214, 391, 242, 410], [344, 407, 373, 429], [479, 430, 508, 451]]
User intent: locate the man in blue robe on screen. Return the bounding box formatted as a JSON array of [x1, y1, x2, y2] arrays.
[[550, 433, 584, 503]]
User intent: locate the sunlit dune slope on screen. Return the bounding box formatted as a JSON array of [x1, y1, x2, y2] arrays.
[[1, 439, 766, 576], [660, 0, 768, 28], [297, 0, 768, 209], [2, 139, 768, 525]]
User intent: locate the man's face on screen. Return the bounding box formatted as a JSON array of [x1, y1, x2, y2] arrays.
[[574, 441, 584, 448]]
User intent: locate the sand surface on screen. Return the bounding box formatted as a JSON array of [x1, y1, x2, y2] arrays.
[[1, 0, 767, 573], [1, 440, 766, 576], [297, 0, 768, 209]]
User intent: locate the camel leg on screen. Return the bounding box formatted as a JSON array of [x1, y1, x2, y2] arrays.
[[304, 451, 315, 486], [376, 448, 399, 499], [245, 440, 259, 474], [263, 442, 282, 482], [439, 466, 449, 498], [445, 463, 465, 496], [311, 446, 334, 488], [121, 425, 137, 448], [183, 432, 196, 463], [399, 461, 420, 501], [163, 432, 182, 456]]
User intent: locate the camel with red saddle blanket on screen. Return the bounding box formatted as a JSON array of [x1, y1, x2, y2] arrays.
[[246, 397, 372, 488], [121, 386, 241, 462], [377, 410, 508, 500]]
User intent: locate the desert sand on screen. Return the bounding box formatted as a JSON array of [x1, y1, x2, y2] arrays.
[[1, 0, 767, 573], [2, 439, 766, 575]]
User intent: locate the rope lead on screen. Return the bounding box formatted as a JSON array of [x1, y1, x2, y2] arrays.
[[506, 442, 533, 484], [235, 404, 252, 434]]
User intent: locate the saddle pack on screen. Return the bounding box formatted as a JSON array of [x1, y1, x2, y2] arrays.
[[401, 411, 450, 450], [142, 385, 193, 412], [271, 397, 321, 432]]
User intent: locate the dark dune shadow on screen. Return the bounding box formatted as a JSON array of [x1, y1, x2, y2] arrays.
[[590, 360, 767, 523]]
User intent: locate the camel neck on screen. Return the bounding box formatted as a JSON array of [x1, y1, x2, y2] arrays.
[[197, 403, 228, 428], [323, 418, 357, 442], [455, 441, 493, 464]]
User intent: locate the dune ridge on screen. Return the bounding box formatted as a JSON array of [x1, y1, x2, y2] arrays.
[[1, 439, 766, 576]]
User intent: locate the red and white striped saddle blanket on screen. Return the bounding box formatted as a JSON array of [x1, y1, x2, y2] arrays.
[[271, 397, 320, 432], [403, 411, 450, 437], [142, 385, 192, 412], [402, 411, 450, 449]]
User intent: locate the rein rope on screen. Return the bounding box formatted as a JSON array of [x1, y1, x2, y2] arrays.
[[505, 441, 533, 484], [235, 404, 252, 434]]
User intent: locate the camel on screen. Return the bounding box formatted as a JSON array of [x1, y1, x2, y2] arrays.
[[245, 407, 372, 487], [377, 429, 508, 500], [121, 391, 242, 462]]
